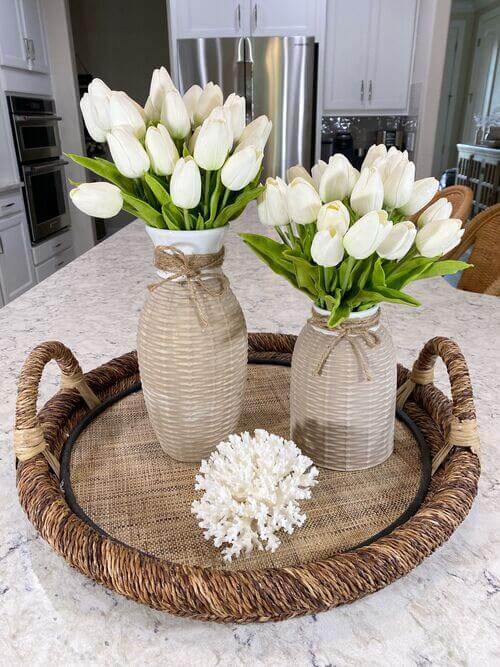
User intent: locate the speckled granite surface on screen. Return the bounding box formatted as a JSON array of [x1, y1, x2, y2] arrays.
[[1, 204, 499, 666]]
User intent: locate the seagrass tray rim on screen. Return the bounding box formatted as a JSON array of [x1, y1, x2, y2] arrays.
[[14, 333, 481, 623]]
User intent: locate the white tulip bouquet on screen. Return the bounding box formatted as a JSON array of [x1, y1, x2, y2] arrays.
[[242, 145, 470, 327], [68, 67, 270, 230]]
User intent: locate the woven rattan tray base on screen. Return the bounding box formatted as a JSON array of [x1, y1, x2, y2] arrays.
[[15, 333, 480, 622]]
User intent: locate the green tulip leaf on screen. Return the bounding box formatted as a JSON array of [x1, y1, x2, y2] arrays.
[[213, 184, 264, 227], [413, 260, 472, 281], [356, 286, 421, 307], [283, 250, 321, 297], [207, 170, 223, 226], [121, 192, 165, 228], [371, 257, 386, 287], [144, 173, 170, 207], [327, 302, 351, 328], [66, 153, 135, 192], [161, 202, 183, 229]]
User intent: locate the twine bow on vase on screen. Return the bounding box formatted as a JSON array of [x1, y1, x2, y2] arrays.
[[311, 310, 381, 381], [148, 245, 228, 329]]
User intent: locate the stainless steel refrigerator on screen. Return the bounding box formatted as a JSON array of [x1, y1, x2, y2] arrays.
[[177, 36, 316, 179]]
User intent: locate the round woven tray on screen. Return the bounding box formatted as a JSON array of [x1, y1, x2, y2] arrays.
[[14, 334, 480, 623]]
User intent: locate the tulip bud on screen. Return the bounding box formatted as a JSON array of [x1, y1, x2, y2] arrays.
[[221, 146, 263, 191], [316, 200, 350, 235], [377, 221, 416, 260], [286, 177, 322, 225], [194, 82, 223, 126], [69, 182, 123, 218], [207, 105, 234, 145], [257, 177, 289, 227], [383, 158, 415, 209], [106, 128, 150, 178], [311, 160, 327, 190], [362, 144, 387, 170], [183, 84, 203, 124], [350, 167, 384, 216], [145, 124, 179, 176], [80, 93, 108, 143], [311, 228, 345, 267], [319, 154, 352, 202], [287, 165, 315, 187], [194, 113, 232, 170], [417, 197, 453, 228], [223, 93, 246, 141], [148, 66, 175, 121], [87, 78, 112, 124], [399, 178, 439, 216], [188, 126, 200, 155], [416, 218, 464, 257], [236, 115, 272, 152], [343, 210, 393, 259], [109, 91, 146, 138], [170, 157, 201, 209], [161, 89, 191, 140]]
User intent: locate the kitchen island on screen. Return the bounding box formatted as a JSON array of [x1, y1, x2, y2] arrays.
[[1, 205, 499, 666]]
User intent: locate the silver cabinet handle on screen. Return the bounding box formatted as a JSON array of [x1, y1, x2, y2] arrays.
[[360, 80, 364, 101], [0, 237, 3, 254], [54, 242, 62, 249], [253, 3, 258, 29], [30, 39, 36, 61], [24, 37, 31, 60], [236, 3, 241, 30], [56, 260, 64, 268], [368, 79, 372, 101], [1, 202, 15, 210]]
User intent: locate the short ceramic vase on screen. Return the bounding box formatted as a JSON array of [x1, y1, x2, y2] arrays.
[[290, 305, 396, 471], [137, 226, 247, 463]]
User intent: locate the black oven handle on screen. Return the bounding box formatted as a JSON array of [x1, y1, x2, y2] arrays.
[[24, 159, 68, 175]]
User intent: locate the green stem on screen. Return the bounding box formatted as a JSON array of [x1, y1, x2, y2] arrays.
[[183, 208, 191, 230], [276, 227, 291, 246], [221, 188, 231, 209], [322, 266, 329, 293], [204, 170, 211, 219]]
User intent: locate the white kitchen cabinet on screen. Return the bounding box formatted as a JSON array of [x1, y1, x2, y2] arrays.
[[0, 211, 35, 303], [323, 0, 417, 115], [170, 0, 250, 38], [250, 1, 318, 37], [34, 245, 74, 283], [0, 0, 49, 72]]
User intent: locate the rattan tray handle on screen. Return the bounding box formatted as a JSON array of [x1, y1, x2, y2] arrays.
[[398, 336, 480, 474], [14, 341, 100, 478]]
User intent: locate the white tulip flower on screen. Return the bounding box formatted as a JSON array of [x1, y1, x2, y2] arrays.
[[223, 93, 246, 141], [316, 201, 350, 235], [319, 153, 351, 202], [188, 126, 201, 155], [257, 177, 290, 227], [287, 165, 315, 187], [106, 128, 150, 178], [161, 89, 191, 140], [194, 113, 232, 170], [69, 182, 122, 218], [362, 143, 387, 170], [416, 218, 464, 257], [350, 167, 384, 217], [311, 160, 327, 190], [383, 157, 415, 209], [417, 198, 453, 228], [343, 210, 393, 259], [221, 146, 263, 190], [236, 115, 272, 152], [148, 66, 175, 121], [183, 85, 203, 125], [86, 77, 112, 130], [170, 157, 202, 209], [194, 82, 223, 126], [286, 177, 322, 225], [399, 178, 439, 216], [80, 93, 109, 143], [145, 124, 179, 176], [377, 221, 417, 260], [109, 91, 146, 138], [311, 228, 345, 267]]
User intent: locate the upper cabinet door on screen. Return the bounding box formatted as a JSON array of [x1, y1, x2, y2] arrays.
[[20, 0, 49, 73], [0, 0, 30, 70], [250, 0, 317, 37], [323, 0, 373, 113], [366, 0, 417, 112], [172, 0, 249, 38]]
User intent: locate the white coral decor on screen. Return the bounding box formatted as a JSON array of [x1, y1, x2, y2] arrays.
[[191, 430, 319, 561]]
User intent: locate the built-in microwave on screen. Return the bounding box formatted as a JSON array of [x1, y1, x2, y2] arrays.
[[7, 94, 62, 163]]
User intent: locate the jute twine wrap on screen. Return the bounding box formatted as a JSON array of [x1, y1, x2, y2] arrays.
[[14, 334, 480, 623], [149, 245, 227, 329], [310, 309, 381, 380]]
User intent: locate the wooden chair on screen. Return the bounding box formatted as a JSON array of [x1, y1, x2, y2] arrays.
[[445, 203, 500, 296], [411, 185, 473, 226]]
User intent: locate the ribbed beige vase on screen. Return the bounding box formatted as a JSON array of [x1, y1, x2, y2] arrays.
[[137, 227, 247, 462], [290, 306, 396, 471]]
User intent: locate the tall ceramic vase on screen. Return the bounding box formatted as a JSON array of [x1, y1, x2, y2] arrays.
[[137, 226, 247, 463], [290, 305, 396, 471]]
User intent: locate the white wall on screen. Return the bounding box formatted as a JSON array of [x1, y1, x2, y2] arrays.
[[412, 0, 452, 178], [41, 0, 95, 257]]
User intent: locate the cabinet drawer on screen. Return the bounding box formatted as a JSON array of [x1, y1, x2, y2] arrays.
[[0, 190, 24, 218], [35, 246, 74, 283], [32, 229, 73, 266]]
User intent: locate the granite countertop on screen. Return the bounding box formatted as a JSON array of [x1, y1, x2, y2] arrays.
[[1, 205, 499, 665]]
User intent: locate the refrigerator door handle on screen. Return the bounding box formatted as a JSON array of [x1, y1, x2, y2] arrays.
[[243, 38, 253, 121], [237, 36, 244, 62]]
